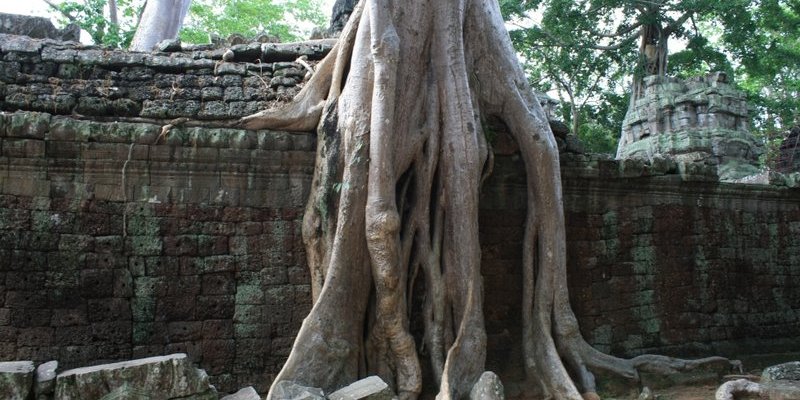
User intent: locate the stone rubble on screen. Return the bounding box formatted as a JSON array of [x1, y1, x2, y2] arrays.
[[271, 380, 326, 400], [54, 354, 216, 400], [34, 360, 57, 400], [469, 371, 504, 400], [0, 361, 35, 400], [328, 376, 394, 400]]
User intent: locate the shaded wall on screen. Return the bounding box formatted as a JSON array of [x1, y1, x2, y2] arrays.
[[1, 111, 799, 394]]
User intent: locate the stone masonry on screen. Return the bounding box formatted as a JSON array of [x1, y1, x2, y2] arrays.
[[616, 73, 764, 181], [0, 31, 799, 396]]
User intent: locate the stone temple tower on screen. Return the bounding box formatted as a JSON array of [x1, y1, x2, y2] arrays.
[[616, 72, 763, 181]]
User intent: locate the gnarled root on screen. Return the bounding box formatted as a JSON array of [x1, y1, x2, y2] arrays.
[[716, 379, 762, 400], [239, 0, 739, 398]]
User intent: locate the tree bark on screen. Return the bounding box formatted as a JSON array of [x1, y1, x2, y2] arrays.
[[239, 0, 739, 398], [129, 0, 191, 51]]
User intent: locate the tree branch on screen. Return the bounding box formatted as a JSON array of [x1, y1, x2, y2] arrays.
[[42, 0, 77, 22]]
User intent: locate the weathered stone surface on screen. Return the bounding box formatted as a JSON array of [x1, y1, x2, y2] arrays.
[[329, 376, 394, 400], [637, 387, 654, 400], [261, 40, 336, 62], [221, 386, 261, 400], [156, 39, 183, 53], [763, 362, 800, 383], [0, 361, 35, 400], [271, 380, 325, 400], [469, 371, 504, 400], [778, 126, 800, 173], [617, 72, 763, 181], [35, 360, 57, 399], [762, 380, 800, 400], [0, 13, 79, 41], [54, 354, 216, 400]]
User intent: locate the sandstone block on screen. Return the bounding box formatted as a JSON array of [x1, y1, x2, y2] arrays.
[[763, 362, 800, 383], [34, 360, 57, 399], [0, 361, 35, 400], [53, 353, 216, 400], [271, 380, 325, 400], [329, 376, 394, 400], [469, 371, 504, 400], [221, 386, 260, 400]]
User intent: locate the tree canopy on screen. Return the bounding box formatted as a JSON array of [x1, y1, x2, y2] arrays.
[[46, 0, 326, 48], [180, 0, 326, 44], [502, 0, 799, 154]]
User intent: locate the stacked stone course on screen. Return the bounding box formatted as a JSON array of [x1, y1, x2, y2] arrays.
[[0, 111, 315, 393], [0, 33, 330, 121]]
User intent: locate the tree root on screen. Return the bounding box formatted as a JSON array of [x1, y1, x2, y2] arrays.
[[237, 0, 741, 398], [716, 379, 762, 400]]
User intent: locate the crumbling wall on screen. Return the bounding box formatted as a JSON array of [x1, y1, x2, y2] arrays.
[[616, 73, 763, 181], [0, 33, 330, 121], [778, 126, 800, 173]]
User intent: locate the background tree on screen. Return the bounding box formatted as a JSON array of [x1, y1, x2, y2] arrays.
[[180, 0, 326, 43], [239, 0, 738, 399], [129, 0, 192, 51], [45, 0, 144, 47], [502, 0, 799, 156]]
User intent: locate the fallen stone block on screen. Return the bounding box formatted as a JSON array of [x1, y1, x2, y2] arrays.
[[469, 371, 504, 400], [0, 361, 35, 400], [762, 380, 800, 400], [271, 380, 325, 400], [53, 353, 216, 400], [328, 376, 394, 400], [221, 386, 261, 400], [35, 360, 57, 400], [763, 362, 800, 383]]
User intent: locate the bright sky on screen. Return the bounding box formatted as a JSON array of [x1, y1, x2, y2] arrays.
[[0, 0, 336, 33], [0, 0, 53, 19]]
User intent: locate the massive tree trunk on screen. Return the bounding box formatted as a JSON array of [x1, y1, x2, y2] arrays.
[[129, 0, 192, 51], [239, 0, 738, 398]]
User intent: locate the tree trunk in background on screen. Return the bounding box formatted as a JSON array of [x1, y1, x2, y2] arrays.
[[129, 0, 192, 51]]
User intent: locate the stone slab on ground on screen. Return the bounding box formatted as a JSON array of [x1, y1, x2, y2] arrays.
[[763, 362, 800, 382], [271, 380, 325, 400], [35, 360, 58, 399], [53, 353, 216, 400], [221, 386, 261, 400], [328, 376, 394, 400], [762, 380, 800, 400], [469, 371, 504, 400], [0, 361, 35, 400]]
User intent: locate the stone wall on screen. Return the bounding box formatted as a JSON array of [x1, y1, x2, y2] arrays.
[[1, 111, 798, 395], [1, 33, 800, 396], [778, 126, 800, 173], [0, 33, 330, 121], [0, 112, 315, 393]]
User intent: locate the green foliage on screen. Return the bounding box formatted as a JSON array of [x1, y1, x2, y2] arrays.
[[180, 0, 326, 44], [54, 0, 144, 47], [719, 0, 800, 129], [502, 0, 799, 153]]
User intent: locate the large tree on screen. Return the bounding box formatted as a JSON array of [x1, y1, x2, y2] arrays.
[[129, 0, 192, 51], [239, 0, 737, 399]]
